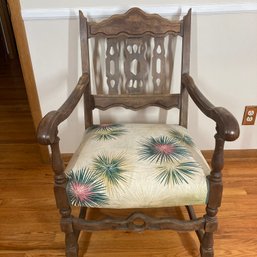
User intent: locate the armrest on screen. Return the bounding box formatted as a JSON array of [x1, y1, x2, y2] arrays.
[[37, 73, 90, 145], [181, 73, 240, 141]]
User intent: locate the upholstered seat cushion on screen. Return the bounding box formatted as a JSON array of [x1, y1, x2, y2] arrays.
[[65, 124, 210, 209]]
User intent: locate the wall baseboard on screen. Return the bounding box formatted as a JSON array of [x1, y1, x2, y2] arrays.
[[61, 149, 257, 165], [202, 149, 257, 161], [22, 3, 257, 21]]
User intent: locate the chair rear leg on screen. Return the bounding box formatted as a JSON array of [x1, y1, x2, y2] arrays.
[[61, 216, 79, 257], [65, 231, 79, 257], [185, 205, 204, 242], [200, 204, 219, 257], [64, 207, 88, 256], [74, 207, 88, 240], [200, 231, 214, 257], [185, 205, 214, 256]]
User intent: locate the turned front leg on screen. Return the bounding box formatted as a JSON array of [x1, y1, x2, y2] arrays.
[[201, 134, 224, 257], [51, 137, 78, 257]]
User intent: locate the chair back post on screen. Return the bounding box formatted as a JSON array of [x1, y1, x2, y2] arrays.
[[179, 9, 192, 128], [79, 11, 93, 129]]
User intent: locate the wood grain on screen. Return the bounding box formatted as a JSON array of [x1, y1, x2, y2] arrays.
[[0, 156, 257, 256]]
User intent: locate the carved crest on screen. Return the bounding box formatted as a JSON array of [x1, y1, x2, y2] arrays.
[[89, 8, 181, 38]]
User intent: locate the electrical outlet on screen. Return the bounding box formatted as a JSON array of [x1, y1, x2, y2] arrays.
[[242, 106, 257, 125]]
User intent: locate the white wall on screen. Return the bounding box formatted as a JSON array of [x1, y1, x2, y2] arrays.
[[21, 1, 257, 153], [20, 0, 257, 9]]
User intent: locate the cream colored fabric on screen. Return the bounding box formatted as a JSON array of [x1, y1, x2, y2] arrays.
[[65, 124, 210, 208]]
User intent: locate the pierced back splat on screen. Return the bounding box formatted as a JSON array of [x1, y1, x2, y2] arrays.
[[104, 36, 175, 95], [124, 38, 148, 94], [152, 38, 166, 94], [81, 8, 191, 116], [106, 38, 121, 94]]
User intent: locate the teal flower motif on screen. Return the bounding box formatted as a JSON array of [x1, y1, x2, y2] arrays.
[[88, 124, 127, 141], [66, 168, 108, 207], [169, 129, 195, 147], [92, 154, 128, 189], [155, 161, 200, 186], [138, 136, 189, 164]]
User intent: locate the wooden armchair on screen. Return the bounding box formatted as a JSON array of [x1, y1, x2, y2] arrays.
[[37, 8, 239, 257]]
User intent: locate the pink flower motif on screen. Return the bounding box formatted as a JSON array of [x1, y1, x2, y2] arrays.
[[70, 182, 92, 202], [155, 144, 174, 155]]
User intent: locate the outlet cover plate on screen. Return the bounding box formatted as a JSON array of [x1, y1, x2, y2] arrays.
[[242, 106, 257, 125]]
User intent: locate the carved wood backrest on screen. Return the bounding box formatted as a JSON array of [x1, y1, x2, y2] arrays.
[[80, 8, 191, 126]]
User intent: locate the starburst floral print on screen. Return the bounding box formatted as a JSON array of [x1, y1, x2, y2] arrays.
[[155, 161, 200, 186], [66, 168, 108, 207], [65, 124, 209, 208], [138, 136, 189, 164], [169, 129, 195, 147], [88, 124, 127, 141], [92, 154, 128, 190]]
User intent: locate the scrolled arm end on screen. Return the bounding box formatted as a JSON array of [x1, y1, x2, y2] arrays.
[[213, 107, 240, 141], [37, 111, 59, 145]]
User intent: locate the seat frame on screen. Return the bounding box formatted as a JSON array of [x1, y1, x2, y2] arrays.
[[37, 8, 239, 257]]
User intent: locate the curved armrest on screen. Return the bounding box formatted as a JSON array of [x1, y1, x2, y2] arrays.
[[181, 73, 240, 141], [37, 73, 90, 145]]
